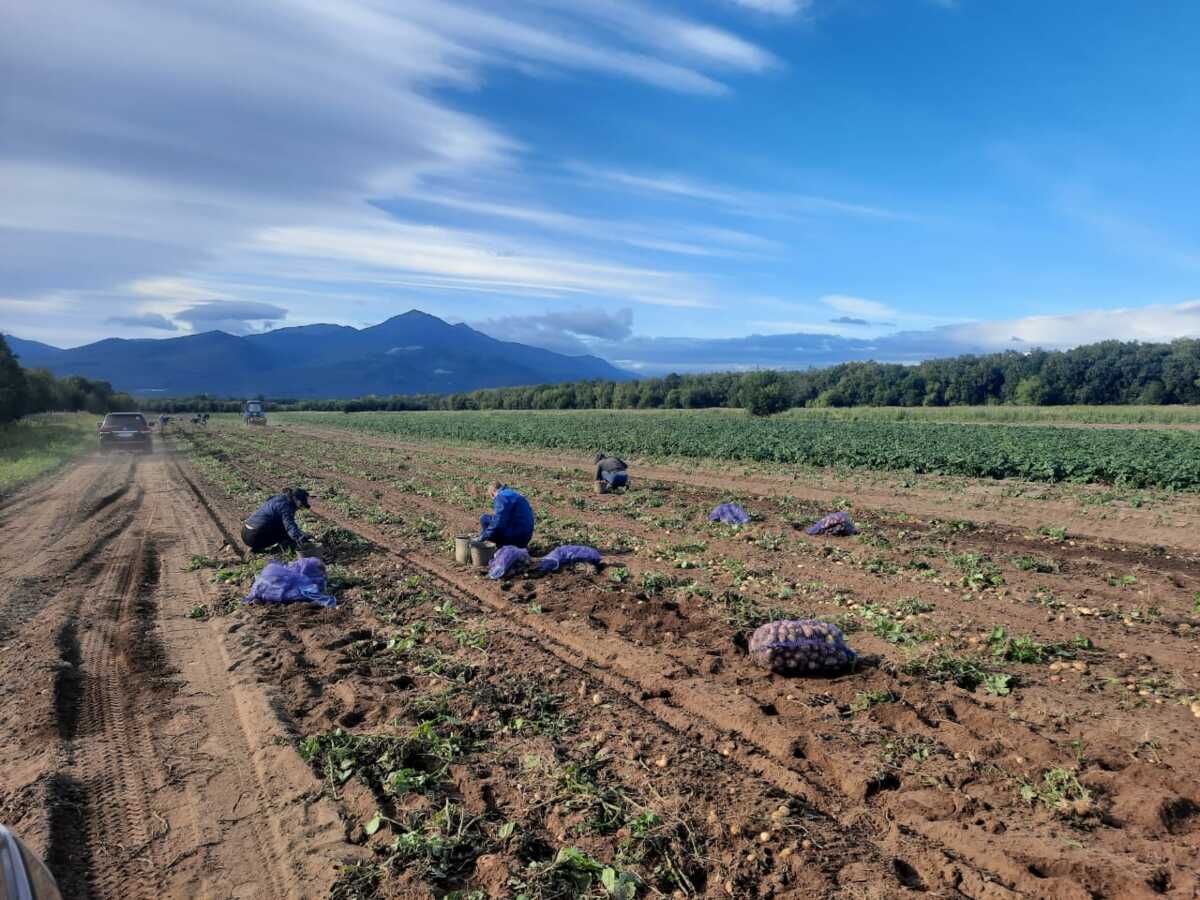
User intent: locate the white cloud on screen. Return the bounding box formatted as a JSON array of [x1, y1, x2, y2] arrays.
[[475, 307, 634, 354], [821, 294, 897, 319], [935, 300, 1200, 351], [572, 165, 906, 221], [724, 0, 809, 14], [401, 193, 776, 257], [173, 300, 289, 335], [2, 0, 780, 339], [250, 219, 715, 308]]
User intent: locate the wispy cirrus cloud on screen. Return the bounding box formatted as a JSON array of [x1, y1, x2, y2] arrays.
[[821, 294, 898, 319], [250, 221, 715, 308], [571, 165, 907, 221], [390, 193, 779, 258], [723, 0, 810, 14], [1, 0, 777, 340]]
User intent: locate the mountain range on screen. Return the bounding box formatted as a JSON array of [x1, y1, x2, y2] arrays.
[[5, 311, 632, 398]]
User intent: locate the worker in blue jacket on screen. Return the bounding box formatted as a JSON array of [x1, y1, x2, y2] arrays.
[[479, 482, 535, 549], [242, 487, 314, 553]]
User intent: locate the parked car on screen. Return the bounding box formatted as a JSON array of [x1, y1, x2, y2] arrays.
[[243, 400, 266, 426], [98, 412, 153, 453]]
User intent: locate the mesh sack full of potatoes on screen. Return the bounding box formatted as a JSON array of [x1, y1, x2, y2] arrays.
[[749, 619, 857, 674]]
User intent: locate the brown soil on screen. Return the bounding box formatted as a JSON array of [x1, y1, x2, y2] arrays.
[[0, 446, 351, 899], [185, 421, 1200, 899], [6, 420, 1199, 900]]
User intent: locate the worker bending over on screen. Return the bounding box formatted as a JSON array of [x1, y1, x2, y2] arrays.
[[242, 487, 314, 553], [479, 482, 535, 549], [594, 452, 629, 492]]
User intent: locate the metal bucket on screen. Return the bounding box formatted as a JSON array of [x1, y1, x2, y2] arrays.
[[454, 535, 473, 564], [470, 540, 496, 568]]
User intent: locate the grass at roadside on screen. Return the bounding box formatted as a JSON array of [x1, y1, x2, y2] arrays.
[[0, 413, 97, 496]]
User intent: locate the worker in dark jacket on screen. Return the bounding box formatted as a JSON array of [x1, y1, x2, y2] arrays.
[[479, 482, 535, 549], [242, 487, 314, 553], [594, 452, 629, 491]]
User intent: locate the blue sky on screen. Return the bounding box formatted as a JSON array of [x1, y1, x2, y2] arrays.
[[3, 0, 1200, 373]]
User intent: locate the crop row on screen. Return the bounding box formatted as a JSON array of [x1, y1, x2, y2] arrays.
[[279, 410, 1200, 489]]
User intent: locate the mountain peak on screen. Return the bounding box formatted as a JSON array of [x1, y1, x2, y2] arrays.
[[17, 309, 633, 398]]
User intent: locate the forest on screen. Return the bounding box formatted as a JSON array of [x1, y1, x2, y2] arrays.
[[127, 338, 1200, 416], [0, 335, 135, 423]]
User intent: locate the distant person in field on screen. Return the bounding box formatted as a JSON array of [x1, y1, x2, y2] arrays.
[[242, 487, 314, 553], [594, 452, 629, 492], [479, 482, 535, 549]]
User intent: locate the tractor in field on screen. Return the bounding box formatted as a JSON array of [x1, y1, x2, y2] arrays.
[[243, 400, 266, 426]]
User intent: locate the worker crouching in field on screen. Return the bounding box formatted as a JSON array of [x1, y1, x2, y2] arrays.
[[242, 487, 315, 553], [594, 452, 629, 492], [479, 482, 535, 549]]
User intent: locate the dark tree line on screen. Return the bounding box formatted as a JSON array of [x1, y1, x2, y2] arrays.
[[128, 339, 1200, 417], [0, 335, 136, 424]]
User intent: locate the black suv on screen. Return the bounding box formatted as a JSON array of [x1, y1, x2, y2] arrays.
[[98, 412, 153, 453]]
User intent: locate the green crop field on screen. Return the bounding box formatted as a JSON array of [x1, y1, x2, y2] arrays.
[[780, 404, 1200, 425], [278, 409, 1200, 490]]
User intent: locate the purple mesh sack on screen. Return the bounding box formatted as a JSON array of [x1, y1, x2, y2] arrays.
[[245, 557, 337, 608], [749, 619, 857, 675], [488, 546, 532, 580], [537, 545, 603, 573], [805, 511, 858, 536], [709, 503, 751, 525]]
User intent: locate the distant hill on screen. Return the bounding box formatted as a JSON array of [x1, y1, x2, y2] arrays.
[[6, 335, 63, 363], [4, 310, 632, 398]]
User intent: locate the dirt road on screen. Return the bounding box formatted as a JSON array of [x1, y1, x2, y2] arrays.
[[0, 447, 349, 898]]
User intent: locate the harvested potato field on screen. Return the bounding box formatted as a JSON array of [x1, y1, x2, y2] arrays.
[[3, 414, 1199, 899]]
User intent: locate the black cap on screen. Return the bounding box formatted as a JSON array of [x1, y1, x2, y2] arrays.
[[292, 488, 310, 508]]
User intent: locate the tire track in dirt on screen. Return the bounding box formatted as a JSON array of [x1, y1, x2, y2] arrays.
[[0, 449, 351, 900], [149, 447, 347, 899], [0, 473, 144, 643], [69, 525, 167, 900]]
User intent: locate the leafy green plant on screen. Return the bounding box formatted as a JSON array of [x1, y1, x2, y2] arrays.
[[1011, 555, 1059, 574], [894, 597, 935, 616], [903, 653, 993, 692], [185, 554, 222, 571], [299, 723, 474, 798], [387, 801, 486, 883], [639, 571, 673, 594], [1019, 768, 1093, 817], [986, 627, 1092, 663], [511, 847, 637, 900], [950, 553, 1005, 590], [849, 690, 897, 713], [982, 673, 1013, 696]]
